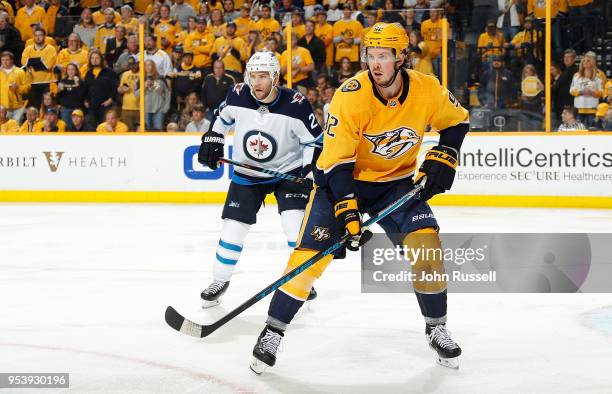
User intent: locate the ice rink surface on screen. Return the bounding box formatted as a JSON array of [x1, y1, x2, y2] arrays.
[[1, 203, 612, 394]]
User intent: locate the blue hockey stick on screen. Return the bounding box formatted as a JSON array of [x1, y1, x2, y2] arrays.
[[219, 158, 313, 188], [165, 183, 424, 338]]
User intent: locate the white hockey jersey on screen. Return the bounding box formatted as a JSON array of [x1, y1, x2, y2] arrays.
[[210, 83, 323, 182]]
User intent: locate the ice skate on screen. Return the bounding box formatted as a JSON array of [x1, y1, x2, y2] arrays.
[[307, 287, 317, 301], [250, 325, 284, 375], [200, 280, 229, 308], [426, 324, 461, 369]]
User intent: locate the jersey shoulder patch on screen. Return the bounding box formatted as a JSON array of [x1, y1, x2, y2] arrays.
[[341, 78, 361, 92], [290, 90, 306, 104], [232, 82, 247, 95], [225, 82, 255, 108]]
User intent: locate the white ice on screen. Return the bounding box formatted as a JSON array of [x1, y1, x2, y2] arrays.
[[1, 204, 612, 394]]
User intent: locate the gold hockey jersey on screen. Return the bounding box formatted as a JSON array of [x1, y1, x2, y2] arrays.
[[317, 69, 468, 183]]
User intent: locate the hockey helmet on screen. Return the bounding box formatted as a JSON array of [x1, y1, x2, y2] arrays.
[[244, 51, 281, 102], [245, 51, 280, 82], [362, 22, 409, 61]]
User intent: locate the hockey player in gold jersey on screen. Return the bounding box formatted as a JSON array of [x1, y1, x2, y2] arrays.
[[250, 23, 470, 373]]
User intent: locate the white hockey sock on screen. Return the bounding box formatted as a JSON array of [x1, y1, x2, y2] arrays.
[[212, 219, 251, 282], [280, 209, 304, 250]]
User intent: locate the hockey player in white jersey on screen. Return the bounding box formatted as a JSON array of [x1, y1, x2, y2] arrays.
[[197, 52, 323, 307]]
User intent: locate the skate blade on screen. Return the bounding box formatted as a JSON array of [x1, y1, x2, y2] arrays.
[[249, 357, 269, 375], [435, 355, 459, 369], [201, 298, 221, 309]]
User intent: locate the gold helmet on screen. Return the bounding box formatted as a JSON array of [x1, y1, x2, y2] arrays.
[[363, 22, 409, 57]]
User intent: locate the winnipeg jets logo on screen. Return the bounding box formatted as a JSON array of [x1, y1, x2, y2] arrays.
[[291, 92, 305, 104], [311, 226, 331, 242], [250, 137, 269, 156], [43, 151, 64, 172], [233, 83, 245, 94], [243, 130, 277, 162], [364, 127, 420, 160]]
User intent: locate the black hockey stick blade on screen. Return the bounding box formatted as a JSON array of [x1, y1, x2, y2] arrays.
[[165, 305, 213, 338], [165, 184, 424, 339]]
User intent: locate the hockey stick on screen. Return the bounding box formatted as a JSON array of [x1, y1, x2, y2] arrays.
[[219, 157, 313, 188], [164, 183, 424, 338]]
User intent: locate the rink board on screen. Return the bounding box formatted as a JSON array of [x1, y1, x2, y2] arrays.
[[0, 133, 611, 208]]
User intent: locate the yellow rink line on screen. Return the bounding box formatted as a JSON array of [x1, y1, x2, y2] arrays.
[[1, 191, 610, 209]]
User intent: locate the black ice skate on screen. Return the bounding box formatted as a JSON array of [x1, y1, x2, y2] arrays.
[[250, 325, 284, 375], [200, 280, 229, 308], [426, 324, 462, 369], [307, 287, 317, 301]]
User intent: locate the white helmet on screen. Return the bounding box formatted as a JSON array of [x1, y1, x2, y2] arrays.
[[244, 51, 280, 102]]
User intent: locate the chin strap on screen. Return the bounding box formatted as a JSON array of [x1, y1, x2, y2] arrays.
[[377, 67, 401, 88]]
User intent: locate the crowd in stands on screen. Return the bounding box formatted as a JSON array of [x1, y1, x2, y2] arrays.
[[0, 0, 610, 133]]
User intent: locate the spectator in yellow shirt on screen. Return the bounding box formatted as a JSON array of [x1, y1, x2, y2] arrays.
[[280, 32, 314, 91], [15, 0, 46, 41], [0, 105, 19, 132], [21, 27, 57, 108], [184, 17, 215, 70], [234, 5, 254, 39], [528, 0, 567, 57], [408, 30, 434, 76], [56, 33, 89, 75], [33, 107, 67, 132], [420, 9, 447, 78], [96, 108, 128, 132], [507, 16, 542, 62], [117, 55, 140, 131], [477, 20, 505, 63], [332, 8, 363, 66], [212, 22, 247, 81], [154, 4, 182, 51], [604, 80, 612, 104], [0, 51, 31, 122], [314, 8, 333, 68], [19, 106, 39, 133], [254, 4, 280, 41], [282, 12, 306, 40], [24, 33, 59, 51], [118, 5, 139, 35], [208, 8, 226, 39], [92, 0, 120, 25], [94, 8, 117, 54]]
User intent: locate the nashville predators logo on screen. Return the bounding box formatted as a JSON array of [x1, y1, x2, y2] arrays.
[[341, 79, 361, 92], [364, 127, 420, 160], [311, 226, 331, 242]]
